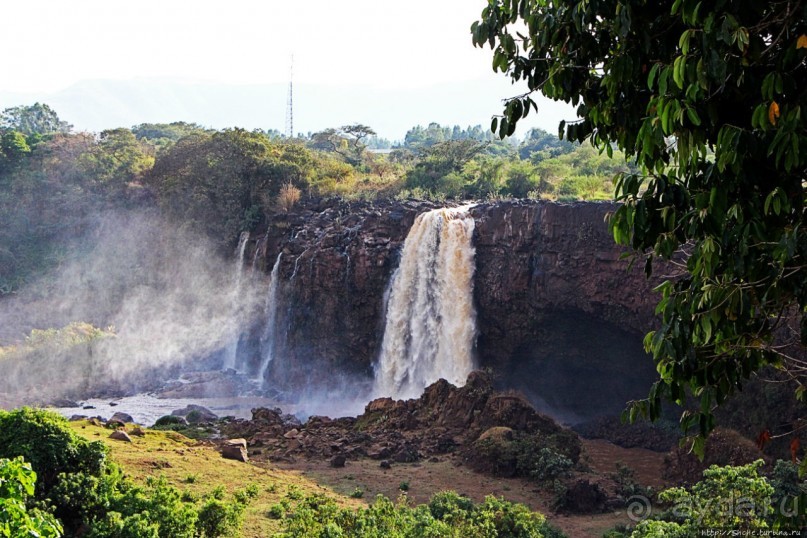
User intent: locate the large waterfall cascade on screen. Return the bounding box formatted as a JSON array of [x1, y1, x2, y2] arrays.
[[373, 205, 478, 400], [222, 231, 250, 371], [257, 253, 283, 385]]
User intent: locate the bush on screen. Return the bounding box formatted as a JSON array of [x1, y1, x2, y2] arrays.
[[276, 181, 301, 212], [196, 496, 247, 538], [0, 457, 63, 538], [0, 408, 108, 496], [279, 491, 562, 537], [471, 430, 576, 482], [0, 408, 247, 538]]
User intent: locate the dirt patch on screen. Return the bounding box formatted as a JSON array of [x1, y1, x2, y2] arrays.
[[581, 438, 667, 490], [264, 437, 667, 538]]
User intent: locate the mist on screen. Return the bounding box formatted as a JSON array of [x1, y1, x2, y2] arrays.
[[0, 209, 264, 404]]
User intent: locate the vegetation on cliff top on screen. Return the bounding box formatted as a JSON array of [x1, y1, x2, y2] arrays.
[[0, 102, 627, 296]]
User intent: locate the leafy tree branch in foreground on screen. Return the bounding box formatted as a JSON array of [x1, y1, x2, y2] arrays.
[[474, 0, 807, 453]]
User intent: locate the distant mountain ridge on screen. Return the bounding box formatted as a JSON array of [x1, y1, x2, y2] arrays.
[[0, 78, 574, 140]]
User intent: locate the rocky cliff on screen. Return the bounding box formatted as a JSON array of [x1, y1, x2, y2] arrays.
[[247, 199, 661, 421]]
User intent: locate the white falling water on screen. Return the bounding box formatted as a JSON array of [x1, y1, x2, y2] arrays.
[[257, 252, 282, 385], [373, 205, 477, 400], [222, 231, 250, 371]]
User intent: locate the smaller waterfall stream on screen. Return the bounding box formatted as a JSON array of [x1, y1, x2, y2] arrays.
[[373, 205, 477, 400], [222, 231, 250, 371], [257, 253, 282, 385]]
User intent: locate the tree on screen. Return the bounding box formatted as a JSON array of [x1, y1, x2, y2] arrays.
[[474, 1, 807, 452], [0, 131, 31, 176], [405, 139, 487, 194], [0, 103, 71, 136], [310, 124, 375, 165], [79, 128, 155, 195], [149, 130, 313, 244]]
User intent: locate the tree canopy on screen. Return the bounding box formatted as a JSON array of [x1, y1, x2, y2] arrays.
[[474, 0, 807, 451], [0, 103, 71, 137]]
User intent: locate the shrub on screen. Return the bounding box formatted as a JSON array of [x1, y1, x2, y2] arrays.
[[0, 457, 63, 538], [276, 181, 302, 212], [268, 503, 285, 519], [0, 408, 245, 538], [196, 496, 247, 538], [0, 408, 108, 495], [279, 491, 562, 537]]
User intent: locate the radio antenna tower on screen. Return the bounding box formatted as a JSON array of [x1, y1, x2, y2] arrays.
[[285, 55, 294, 138]]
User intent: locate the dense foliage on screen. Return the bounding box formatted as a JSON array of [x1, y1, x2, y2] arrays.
[[276, 490, 563, 538], [0, 103, 625, 295], [474, 0, 807, 450], [604, 460, 807, 536], [0, 457, 63, 538], [0, 408, 251, 538]]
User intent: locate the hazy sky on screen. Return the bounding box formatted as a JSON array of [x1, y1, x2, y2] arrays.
[[1, 0, 575, 138]]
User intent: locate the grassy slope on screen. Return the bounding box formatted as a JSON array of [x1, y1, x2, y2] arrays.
[[69, 421, 361, 538]]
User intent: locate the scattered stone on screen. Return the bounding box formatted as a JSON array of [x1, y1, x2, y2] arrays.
[[380, 460, 391, 469], [69, 415, 88, 421], [109, 430, 132, 443], [83, 405, 96, 410], [110, 412, 134, 424], [130, 427, 145, 437], [330, 454, 346, 468], [221, 444, 248, 462], [283, 429, 300, 439], [109, 402, 118, 407]]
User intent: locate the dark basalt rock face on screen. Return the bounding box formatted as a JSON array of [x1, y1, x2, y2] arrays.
[[248, 199, 660, 421]]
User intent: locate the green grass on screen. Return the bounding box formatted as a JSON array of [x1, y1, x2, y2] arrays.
[[69, 420, 362, 537]]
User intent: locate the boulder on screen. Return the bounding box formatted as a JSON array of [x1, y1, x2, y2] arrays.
[[329, 454, 346, 468], [221, 444, 248, 462], [110, 411, 134, 424], [171, 405, 218, 423], [109, 430, 132, 443], [155, 415, 188, 427], [107, 419, 126, 430], [224, 438, 248, 449]]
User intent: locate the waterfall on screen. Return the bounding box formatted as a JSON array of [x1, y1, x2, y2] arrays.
[[257, 253, 282, 385], [373, 205, 477, 400], [222, 231, 250, 371]]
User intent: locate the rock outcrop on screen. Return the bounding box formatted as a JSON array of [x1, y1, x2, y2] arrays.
[[248, 199, 661, 420], [222, 371, 579, 468]]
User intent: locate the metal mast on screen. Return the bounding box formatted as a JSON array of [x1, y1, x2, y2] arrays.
[[285, 55, 294, 138]]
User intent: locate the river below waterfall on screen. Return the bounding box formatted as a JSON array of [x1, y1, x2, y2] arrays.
[[52, 394, 280, 426]]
